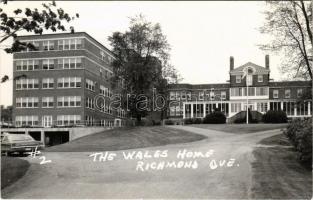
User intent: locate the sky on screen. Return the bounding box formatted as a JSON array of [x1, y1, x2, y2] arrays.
[[0, 1, 286, 107]]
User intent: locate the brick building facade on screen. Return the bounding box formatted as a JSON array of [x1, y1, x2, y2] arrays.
[[12, 32, 127, 128], [168, 55, 312, 120]]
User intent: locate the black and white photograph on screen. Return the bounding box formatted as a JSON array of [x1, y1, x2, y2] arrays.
[[0, 0, 312, 199]]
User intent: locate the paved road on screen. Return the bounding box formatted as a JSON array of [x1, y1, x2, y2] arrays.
[[2, 126, 282, 199]]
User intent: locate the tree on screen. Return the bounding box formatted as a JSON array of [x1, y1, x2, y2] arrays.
[[259, 0, 312, 80], [1, 105, 13, 122], [0, 0, 78, 53], [108, 15, 181, 122]]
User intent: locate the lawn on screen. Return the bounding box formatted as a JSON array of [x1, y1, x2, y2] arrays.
[[1, 157, 30, 189], [250, 134, 312, 199], [189, 123, 287, 133], [45, 126, 206, 152]]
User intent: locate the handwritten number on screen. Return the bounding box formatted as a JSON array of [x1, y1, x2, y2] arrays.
[[39, 156, 52, 165]]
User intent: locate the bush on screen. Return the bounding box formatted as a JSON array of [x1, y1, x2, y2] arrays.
[[164, 119, 174, 125], [284, 118, 312, 165], [193, 118, 202, 124], [262, 110, 288, 123], [184, 118, 193, 124], [233, 110, 259, 124], [203, 111, 226, 124]]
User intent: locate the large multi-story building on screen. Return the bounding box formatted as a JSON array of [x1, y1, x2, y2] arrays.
[[12, 32, 127, 128], [168, 55, 312, 120]]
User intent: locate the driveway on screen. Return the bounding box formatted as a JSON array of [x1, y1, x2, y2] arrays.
[[2, 126, 282, 199]]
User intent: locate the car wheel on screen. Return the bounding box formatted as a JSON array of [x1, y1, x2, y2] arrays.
[[19, 152, 24, 156]]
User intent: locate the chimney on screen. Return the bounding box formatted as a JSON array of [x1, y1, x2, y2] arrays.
[[230, 56, 234, 71], [265, 55, 270, 69]]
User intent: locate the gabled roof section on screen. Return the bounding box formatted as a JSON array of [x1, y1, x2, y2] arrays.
[[230, 62, 270, 75]]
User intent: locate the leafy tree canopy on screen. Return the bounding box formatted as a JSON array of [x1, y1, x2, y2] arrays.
[[108, 15, 181, 121], [260, 0, 312, 80], [0, 0, 78, 53]]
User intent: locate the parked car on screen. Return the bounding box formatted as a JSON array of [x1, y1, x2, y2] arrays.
[[1, 133, 43, 156]]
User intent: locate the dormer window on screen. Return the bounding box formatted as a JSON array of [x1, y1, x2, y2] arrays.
[[236, 75, 241, 83], [258, 75, 263, 82]]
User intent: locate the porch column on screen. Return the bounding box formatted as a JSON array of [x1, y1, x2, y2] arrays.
[[203, 103, 206, 118], [41, 130, 45, 146], [294, 105, 297, 116], [191, 103, 194, 118], [281, 101, 284, 110], [308, 102, 311, 116], [183, 103, 186, 119], [267, 102, 270, 111]]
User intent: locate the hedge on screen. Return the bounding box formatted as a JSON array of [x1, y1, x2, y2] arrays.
[[262, 110, 288, 123], [284, 118, 312, 165], [202, 111, 226, 124]]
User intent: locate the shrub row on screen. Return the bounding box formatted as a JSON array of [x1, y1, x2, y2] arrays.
[[184, 111, 226, 124], [262, 110, 288, 123], [284, 118, 312, 164]]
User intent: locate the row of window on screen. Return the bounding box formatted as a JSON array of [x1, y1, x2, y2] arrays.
[[230, 87, 269, 97], [16, 57, 83, 71], [14, 115, 118, 127], [170, 91, 227, 101], [235, 75, 264, 83], [16, 96, 81, 108], [16, 77, 82, 90], [273, 88, 303, 99], [21, 39, 83, 52]]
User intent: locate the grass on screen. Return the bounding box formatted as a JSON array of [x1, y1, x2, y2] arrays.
[[45, 126, 207, 152], [250, 134, 312, 199], [189, 123, 287, 133], [258, 133, 291, 146], [1, 157, 30, 189]]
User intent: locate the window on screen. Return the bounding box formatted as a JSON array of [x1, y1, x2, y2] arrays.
[[176, 91, 180, 100], [76, 39, 82, 49], [181, 91, 186, 100], [57, 77, 81, 88], [285, 89, 291, 98], [231, 103, 241, 113], [16, 60, 39, 71], [16, 79, 39, 90], [248, 87, 255, 96], [58, 38, 82, 50], [58, 40, 63, 50], [58, 57, 83, 69], [85, 79, 95, 91], [258, 75, 263, 82], [170, 91, 175, 100], [57, 96, 81, 107], [42, 97, 54, 108], [236, 75, 241, 83], [273, 90, 279, 98], [297, 89, 303, 98], [42, 59, 54, 70], [16, 97, 39, 108], [43, 40, 54, 51], [187, 92, 191, 100], [256, 87, 268, 96], [199, 91, 204, 100], [210, 91, 215, 100], [64, 40, 70, 50], [86, 97, 94, 109], [42, 78, 54, 89], [257, 102, 268, 113], [57, 115, 81, 126], [221, 91, 226, 100], [15, 116, 39, 127]]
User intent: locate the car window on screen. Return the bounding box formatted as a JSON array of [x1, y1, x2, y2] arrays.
[[8, 134, 34, 142]]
